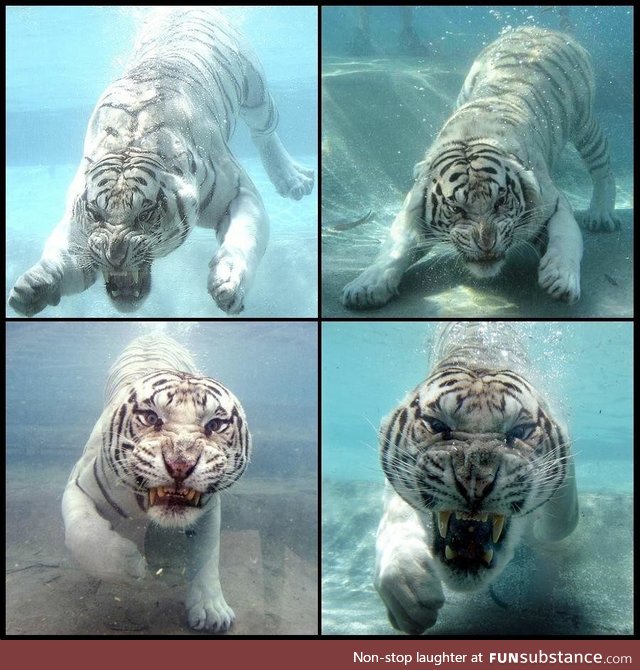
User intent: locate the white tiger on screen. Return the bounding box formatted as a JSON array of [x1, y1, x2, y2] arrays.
[[9, 8, 313, 317], [61, 335, 251, 632], [375, 322, 578, 633], [343, 27, 619, 309]]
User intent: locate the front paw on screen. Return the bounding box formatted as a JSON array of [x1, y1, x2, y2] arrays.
[[9, 263, 63, 317], [576, 208, 621, 232], [375, 559, 445, 634], [186, 585, 235, 632], [67, 532, 147, 582], [538, 251, 581, 303], [208, 251, 248, 314], [342, 266, 400, 310]]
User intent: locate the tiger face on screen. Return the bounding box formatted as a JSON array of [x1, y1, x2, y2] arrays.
[[420, 141, 543, 279], [105, 371, 250, 528], [75, 151, 196, 311], [380, 365, 569, 590]]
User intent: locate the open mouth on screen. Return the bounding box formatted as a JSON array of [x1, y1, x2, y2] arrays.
[[464, 256, 505, 279], [103, 266, 151, 310], [435, 511, 507, 570], [148, 486, 202, 508]]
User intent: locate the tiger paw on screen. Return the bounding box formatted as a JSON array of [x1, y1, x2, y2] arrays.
[[375, 556, 445, 634], [68, 531, 147, 582], [258, 134, 314, 200], [207, 250, 247, 314], [186, 586, 235, 632], [575, 208, 621, 232], [538, 252, 581, 303], [342, 267, 400, 310], [8, 264, 63, 317]]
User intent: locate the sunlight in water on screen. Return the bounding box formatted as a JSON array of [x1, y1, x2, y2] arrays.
[[424, 285, 517, 314]]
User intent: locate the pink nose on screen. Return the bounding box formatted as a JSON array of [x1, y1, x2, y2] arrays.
[[163, 457, 196, 481]]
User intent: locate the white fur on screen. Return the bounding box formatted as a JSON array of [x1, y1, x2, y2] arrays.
[[62, 336, 249, 632]]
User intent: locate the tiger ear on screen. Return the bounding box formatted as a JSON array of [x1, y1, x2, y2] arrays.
[[504, 153, 541, 201], [413, 158, 429, 181]]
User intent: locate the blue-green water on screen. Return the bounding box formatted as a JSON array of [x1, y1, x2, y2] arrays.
[[6, 6, 318, 317], [321, 321, 633, 635]]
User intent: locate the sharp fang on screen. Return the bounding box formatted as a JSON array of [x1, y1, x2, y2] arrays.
[[438, 511, 451, 538], [483, 549, 494, 565], [445, 545, 456, 560], [157, 486, 165, 498], [193, 492, 201, 506], [186, 489, 195, 501], [492, 514, 505, 543], [149, 488, 157, 506], [102, 270, 110, 283]]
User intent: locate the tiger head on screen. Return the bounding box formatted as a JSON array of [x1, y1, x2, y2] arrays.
[[415, 139, 544, 279], [105, 371, 250, 528], [74, 150, 197, 311], [380, 363, 570, 591]]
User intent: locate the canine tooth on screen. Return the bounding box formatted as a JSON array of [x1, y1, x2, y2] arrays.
[[479, 514, 488, 522], [492, 514, 505, 543], [193, 492, 201, 506], [483, 549, 494, 565], [149, 488, 157, 506], [437, 511, 451, 538], [102, 270, 110, 283], [445, 545, 457, 560], [157, 486, 165, 498], [186, 489, 195, 501]]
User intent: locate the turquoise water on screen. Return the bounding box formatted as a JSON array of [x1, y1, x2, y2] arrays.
[[6, 6, 318, 318], [321, 321, 633, 635], [5, 321, 318, 635]]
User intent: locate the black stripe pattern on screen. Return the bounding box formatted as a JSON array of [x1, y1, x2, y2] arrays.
[[96, 335, 250, 512], [380, 323, 571, 519]]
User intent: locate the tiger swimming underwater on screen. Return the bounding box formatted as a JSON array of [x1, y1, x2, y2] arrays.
[[61, 335, 251, 632], [343, 27, 620, 309], [9, 8, 313, 317], [375, 322, 578, 633]]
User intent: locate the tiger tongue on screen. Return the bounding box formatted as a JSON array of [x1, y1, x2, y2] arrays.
[[447, 515, 493, 557]]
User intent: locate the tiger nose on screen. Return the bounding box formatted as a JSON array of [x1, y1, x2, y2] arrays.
[[473, 221, 497, 252], [163, 454, 198, 481], [105, 231, 129, 266]]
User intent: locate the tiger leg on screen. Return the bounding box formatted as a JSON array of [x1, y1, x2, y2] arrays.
[[185, 495, 234, 632], [375, 487, 445, 634], [342, 190, 422, 309], [572, 115, 620, 231], [8, 221, 96, 317], [208, 184, 269, 314], [239, 65, 314, 200], [61, 475, 147, 581], [538, 192, 583, 303]]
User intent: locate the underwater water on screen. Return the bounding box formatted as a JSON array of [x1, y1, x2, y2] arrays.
[[6, 6, 318, 318], [321, 321, 633, 635], [321, 6, 633, 317], [5, 321, 318, 635]]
